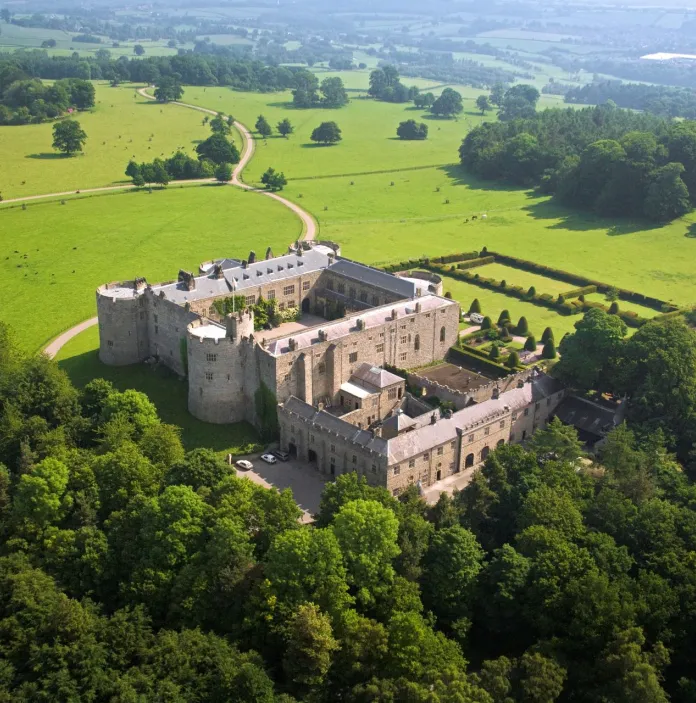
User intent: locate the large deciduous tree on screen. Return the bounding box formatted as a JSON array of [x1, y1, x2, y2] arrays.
[[431, 88, 463, 118], [310, 121, 342, 145], [396, 119, 428, 140], [196, 133, 240, 164], [52, 119, 87, 155]]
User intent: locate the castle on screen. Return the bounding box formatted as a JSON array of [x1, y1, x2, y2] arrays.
[[97, 241, 565, 496]]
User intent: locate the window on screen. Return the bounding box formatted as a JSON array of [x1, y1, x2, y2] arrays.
[[437, 447, 444, 456], [205, 372, 213, 381], [399, 352, 407, 362], [440, 326, 446, 342], [393, 465, 401, 475], [400, 324, 406, 330], [279, 302, 285, 311], [268, 290, 276, 300], [154, 314, 158, 323], [372, 295, 379, 306], [414, 334, 420, 351], [349, 287, 356, 299], [283, 285, 295, 296], [303, 281, 310, 291], [360, 292, 368, 303], [400, 335, 407, 344], [425, 313, 431, 319], [310, 434, 315, 443], [318, 363, 326, 374], [376, 343, 384, 353], [139, 312, 144, 320], [450, 441, 456, 449], [535, 402, 541, 410], [423, 453, 429, 460], [206, 353, 217, 363], [480, 446, 490, 461], [379, 332, 385, 338], [327, 279, 334, 291], [512, 412, 518, 421], [349, 352, 358, 363], [468, 433, 475, 443], [330, 444, 336, 453], [524, 408, 530, 417], [155, 325, 159, 335], [409, 459, 415, 468], [388, 388, 397, 400], [288, 300, 296, 308], [284, 373, 290, 381], [485, 427, 490, 436], [371, 464, 376, 473], [107, 340, 114, 348], [338, 283, 345, 294], [500, 420, 505, 429], [352, 455, 357, 464], [244, 295, 254, 306]]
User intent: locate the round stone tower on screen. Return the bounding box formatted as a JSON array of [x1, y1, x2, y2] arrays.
[[186, 310, 255, 424], [96, 279, 149, 366]]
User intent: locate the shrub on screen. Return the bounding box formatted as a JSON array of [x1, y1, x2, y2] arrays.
[[481, 316, 493, 330], [506, 351, 520, 369], [527, 286, 536, 298], [609, 301, 620, 314], [542, 338, 557, 359], [524, 335, 537, 352], [500, 279, 506, 289], [500, 327, 511, 341], [516, 316, 529, 336], [455, 256, 494, 270], [444, 291, 452, 299], [489, 345, 501, 360], [469, 299, 481, 314], [578, 294, 585, 302], [557, 294, 565, 304], [498, 310, 511, 325]]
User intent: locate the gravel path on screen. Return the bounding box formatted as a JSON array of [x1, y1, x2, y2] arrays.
[[44, 317, 98, 359]]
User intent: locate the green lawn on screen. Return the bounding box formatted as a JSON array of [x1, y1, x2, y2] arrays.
[[56, 326, 261, 455], [442, 274, 580, 340], [583, 293, 662, 319], [0, 185, 301, 351], [0, 82, 210, 199], [473, 263, 584, 296], [279, 167, 696, 308]]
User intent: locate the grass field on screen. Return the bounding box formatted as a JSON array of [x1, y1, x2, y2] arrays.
[[441, 274, 580, 339], [56, 326, 261, 455], [0, 185, 301, 352], [473, 263, 578, 296], [0, 82, 210, 199]]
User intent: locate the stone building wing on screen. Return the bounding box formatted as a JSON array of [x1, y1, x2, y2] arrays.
[[327, 259, 418, 298], [351, 363, 404, 391]]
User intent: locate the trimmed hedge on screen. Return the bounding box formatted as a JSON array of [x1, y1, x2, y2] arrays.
[[562, 285, 597, 298], [454, 256, 495, 270], [448, 346, 510, 378]]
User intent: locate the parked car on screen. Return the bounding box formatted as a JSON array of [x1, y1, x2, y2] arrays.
[[260, 453, 277, 464], [272, 450, 290, 462], [469, 312, 484, 324], [235, 459, 253, 471]]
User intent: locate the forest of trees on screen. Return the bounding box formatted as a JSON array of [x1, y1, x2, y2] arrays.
[[2, 317, 696, 701], [460, 93, 696, 222], [0, 76, 94, 125], [565, 81, 696, 120]]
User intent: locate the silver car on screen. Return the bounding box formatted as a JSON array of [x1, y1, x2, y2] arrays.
[[260, 453, 277, 465]]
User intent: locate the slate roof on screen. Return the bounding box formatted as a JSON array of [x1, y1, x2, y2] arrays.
[[555, 396, 617, 438], [282, 373, 564, 465], [328, 259, 418, 298], [382, 410, 417, 434], [351, 363, 404, 390]]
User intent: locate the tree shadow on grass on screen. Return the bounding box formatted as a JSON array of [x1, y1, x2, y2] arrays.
[[686, 222, 696, 238], [26, 153, 70, 160], [437, 164, 537, 196], [300, 142, 337, 148], [523, 199, 664, 236], [58, 348, 260, 452], [266, 100, 299, 110]]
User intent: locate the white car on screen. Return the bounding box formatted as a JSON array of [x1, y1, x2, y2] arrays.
[[235, 459, 253, 471], [260, 453, 277, 464]]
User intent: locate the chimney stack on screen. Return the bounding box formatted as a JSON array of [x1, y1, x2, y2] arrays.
[[265, 247, 274, 260], [430, 413, 437, 425], [248, 250, 256, 264]]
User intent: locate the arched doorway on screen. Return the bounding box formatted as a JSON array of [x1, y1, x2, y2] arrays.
[[497, 439, 505, 448], [480, 446, 490, 462], [465, 453, 475, 468], [302, 298, 310, 313], [308, 449, 317, 464], [288, 442, 297, 459]]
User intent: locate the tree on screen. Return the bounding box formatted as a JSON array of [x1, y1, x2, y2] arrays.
[[277, 118, 294, 138], [320, 77, 348, 108], [396, 119, 428, 140], [150, 159, 169, 187], [215, 162, 232, 183], [209, 114, 231, 135], [644, 162, 691, 222], [134, 44, 145, 56], [283, 604, 339, 692], [469, 299, 482, 314], [490, 82, 506, 106], [542, 338, 557, 359], [414, 92, 434, 108], [498, 84, 540, 121], [260, 167, 287, 191], [541, 327, 554, 343], [516, 317, 529, 336], [125, 160, 141, 181], [332, 499, 400, 606], [431, 88, 463, 118], [609, 301, 620, 314], [477, 95, 491, 114], [498, 310, 511, 325], [196, 133, 240, 164], [310, 121, 342, 146], [490, 345, 501, 360], [481, 316, 493, 330], [555, 309, 627, 392], [506, 351, 521, 368], [292, 69, 320, 108], [153, 77, 183, 103], [524, 335, 537, 352], [52, 119, 87, 155], [255, 114, 272, 138]]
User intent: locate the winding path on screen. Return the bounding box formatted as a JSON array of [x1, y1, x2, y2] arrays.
[[40, 86, 318, 357]]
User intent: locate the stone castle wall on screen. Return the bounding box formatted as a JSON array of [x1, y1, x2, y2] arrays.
[[96, 283, 149, 366]]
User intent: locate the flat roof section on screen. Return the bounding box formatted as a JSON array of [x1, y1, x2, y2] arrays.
[[340, 381, 375, 400], [189, 323, 227, 340]]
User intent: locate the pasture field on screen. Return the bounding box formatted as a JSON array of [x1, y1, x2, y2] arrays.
[[280, 167, 696, 308], [182, 85, 486, 183], [440, 274, 580, 339], [0, 83, 210, 199], [56, 326, 260, 454], [0, 185, 301, 352], [582, 293, 662, 319]]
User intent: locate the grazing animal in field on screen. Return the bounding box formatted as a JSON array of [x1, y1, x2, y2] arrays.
[[472, 215, 478, 221], [482, 214, 488, 219]]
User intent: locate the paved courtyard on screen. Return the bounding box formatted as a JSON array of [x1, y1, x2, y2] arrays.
[[255, 313, 326, 342]]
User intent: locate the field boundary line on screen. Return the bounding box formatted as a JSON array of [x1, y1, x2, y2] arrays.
[[290, 163, 455, 182]]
